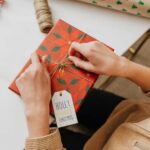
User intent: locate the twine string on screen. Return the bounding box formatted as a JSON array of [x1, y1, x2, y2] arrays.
[[47, 33, 93, 83]]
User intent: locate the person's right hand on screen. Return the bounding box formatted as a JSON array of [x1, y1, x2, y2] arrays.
[[16, 53, 51, 138], [68, 41, 129, 77]]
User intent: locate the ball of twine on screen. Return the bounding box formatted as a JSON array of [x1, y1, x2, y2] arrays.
[[34, 0, 53, 33]]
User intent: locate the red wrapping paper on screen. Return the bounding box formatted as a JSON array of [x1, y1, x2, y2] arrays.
[[9, 19, 113, 113]]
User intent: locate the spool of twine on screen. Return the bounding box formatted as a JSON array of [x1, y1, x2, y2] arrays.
[[34, 0, 53, 33]]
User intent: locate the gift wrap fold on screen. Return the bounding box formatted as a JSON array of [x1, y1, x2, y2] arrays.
[[9, 19, 113, 114], [77, 0, 150, 18]]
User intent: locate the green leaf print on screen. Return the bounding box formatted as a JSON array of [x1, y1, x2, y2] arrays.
[[52, 46, 61, 52], [139, 1, 144, 5], [78, 33, 87, 40], [132, 4, 138, 9], [46, 55, 51, 63], [116, 0, 122, 5], [92, 0, 97, 4], [147, 9, 150, 13], [39, 45, 47, 51], [53, 33, 61, 39], [86, 86, 90, 93], [76, 99, 84, 105], [57, 78, 67, 85], [70, 79, 79, 85], [68, 26, 72, 33]]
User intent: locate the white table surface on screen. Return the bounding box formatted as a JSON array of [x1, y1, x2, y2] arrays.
[[0, 0, 150, 149]]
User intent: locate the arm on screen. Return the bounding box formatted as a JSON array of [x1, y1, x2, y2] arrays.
[[124, 61, 150, 92], [16, 42, 150, 149], [16, 53, 65, 150], [68, 41, 150, 92]]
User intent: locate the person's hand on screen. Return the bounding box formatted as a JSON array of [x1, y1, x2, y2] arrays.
[[69, 41, 129, 77], [16, 52, 51, 138]]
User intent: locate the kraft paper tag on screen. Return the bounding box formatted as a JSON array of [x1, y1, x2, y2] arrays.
[[52, 90, 78, 128]]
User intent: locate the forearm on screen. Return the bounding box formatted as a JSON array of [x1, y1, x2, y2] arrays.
[[120, 57, 150, 92]]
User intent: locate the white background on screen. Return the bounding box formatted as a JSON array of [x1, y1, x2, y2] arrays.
[[0, 0, 150, 149]]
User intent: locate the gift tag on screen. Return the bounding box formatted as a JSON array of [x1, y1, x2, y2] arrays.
[[52, 90, 78, 128]]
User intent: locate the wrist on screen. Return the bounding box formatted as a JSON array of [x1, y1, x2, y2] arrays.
[[116, 56, 133, 78], [117, 56, 141, 80], [25, 105, 50, 138], [24, 103, 49, 118]]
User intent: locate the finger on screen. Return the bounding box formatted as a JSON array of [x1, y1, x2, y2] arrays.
[[41, 55, 48, 66], [16, 72, 26, 88], [41, 55, 50, 72], [69, 42, 87, 57], [41, 55, 47, 64], [24, 65, 32, 73], [40, 55, 50, 78], [15, 78, 22, 89], [68, 56, 94, 72], [31, 52, 41, 67], [17, 66, 31, 82]]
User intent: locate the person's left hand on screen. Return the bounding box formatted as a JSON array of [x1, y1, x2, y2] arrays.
[[16, 52, 51, 138], [68, 41, 127, 77]]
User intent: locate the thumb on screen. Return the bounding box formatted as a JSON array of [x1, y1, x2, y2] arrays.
[[41, 55, 47, 63], [41, 55, 49, 70], [68, 56, 94, 72]]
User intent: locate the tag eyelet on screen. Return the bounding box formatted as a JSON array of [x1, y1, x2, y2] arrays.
[[59, 92, 62, 96]]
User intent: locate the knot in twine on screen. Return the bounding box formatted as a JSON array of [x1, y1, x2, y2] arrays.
[[49, 55, 72, 78], [43, 33, 93, 82], [48, 54, 93, 83]]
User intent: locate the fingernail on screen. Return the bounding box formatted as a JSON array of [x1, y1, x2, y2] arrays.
[[72, 41, 79, 45], [42, 55, 48, 62], [68, 56, 73, 60]]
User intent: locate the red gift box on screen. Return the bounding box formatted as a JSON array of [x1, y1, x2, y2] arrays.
[[9, 19, 113, 113]]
